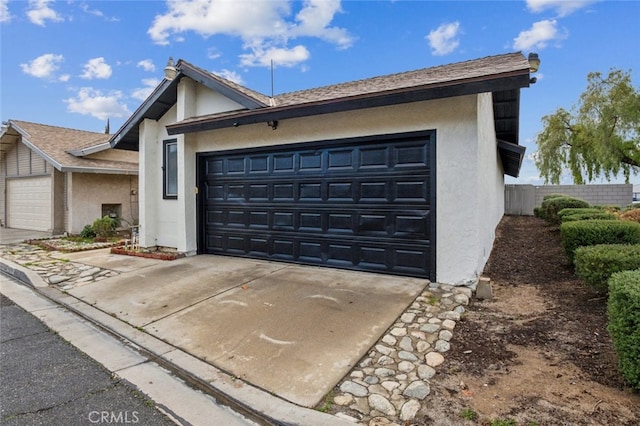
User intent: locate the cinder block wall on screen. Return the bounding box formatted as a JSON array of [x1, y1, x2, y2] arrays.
[[505, 184, 633, 215]]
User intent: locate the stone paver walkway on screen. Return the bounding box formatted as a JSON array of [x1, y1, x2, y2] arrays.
[[0, 243, 470, 425]]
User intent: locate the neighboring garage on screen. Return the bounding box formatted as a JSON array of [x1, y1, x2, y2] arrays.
[[6, 176, 52, 231], [198, 131, 436, 278], [0, 120, 138, 235]]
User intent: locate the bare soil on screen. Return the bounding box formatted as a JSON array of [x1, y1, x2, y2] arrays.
[[418, 215, 640, 425]]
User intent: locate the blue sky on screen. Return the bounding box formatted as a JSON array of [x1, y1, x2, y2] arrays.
[[1, 0, 639, 184]]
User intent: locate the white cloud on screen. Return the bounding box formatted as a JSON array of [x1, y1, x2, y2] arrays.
[[207, 47, 222, 60], [20, 53, 64, 79], [426, 22, 461, 56], [131, 78, 161, 101], [79, 2, 118, 22], [65, 87, 130, 120], [81, 57, 112, 79], [59, 74, 70, 82], [513, 19, 567, 51], [526, 0, 595, 17], [137, 59, 156, 72], [214, 69, 244, 85], [27, 0, 63, 26], [148, 0, 352, 68], [0, 0, 12, 23], [240, 44, 310, 68]]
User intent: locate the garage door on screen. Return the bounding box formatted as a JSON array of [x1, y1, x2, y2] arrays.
[[7, 176, 52, 231], [198, 131, 436, 279]]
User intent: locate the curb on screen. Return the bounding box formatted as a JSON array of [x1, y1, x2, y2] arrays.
[[0, 258, 354, 426]]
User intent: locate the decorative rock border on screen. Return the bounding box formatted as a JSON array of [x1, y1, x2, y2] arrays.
[[110, 247, 185, 261], [328, 283, 471, 424]]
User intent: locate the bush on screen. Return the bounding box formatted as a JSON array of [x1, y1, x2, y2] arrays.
[[80, 224, 96, 239], [533, 206, 543, 218], [620, 209, 640, 224], [542, 193, 568, 201], [560, 220, 640, 263], [541, 196, 590, 224], [561, 212, 617, 222], [558, 208, 604, 219], [607, 269, 640, 391], [92, 216, 117, 238], [574, 244, 640, 292]]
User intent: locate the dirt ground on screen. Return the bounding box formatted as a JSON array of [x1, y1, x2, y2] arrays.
[[417, 215, 640, 425]]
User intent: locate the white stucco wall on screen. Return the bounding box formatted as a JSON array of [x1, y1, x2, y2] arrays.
[[67, 172, 138, 234], [141, 77, 508, 284]]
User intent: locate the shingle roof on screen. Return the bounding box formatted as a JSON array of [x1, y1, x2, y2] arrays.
[[274, 52, 530, 106], [4, 120, 137, 174]]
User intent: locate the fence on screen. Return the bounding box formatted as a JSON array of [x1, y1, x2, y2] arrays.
[[505, 184, 633, 215]]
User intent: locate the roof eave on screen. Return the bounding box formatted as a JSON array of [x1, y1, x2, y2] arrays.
[[60, 166, 139, 175], [498, 139, 526, 178], [68, 141, 112, 157], [110, 78, 176, 149], [7, 120, 64, 171], [167, 71, 531, 135]]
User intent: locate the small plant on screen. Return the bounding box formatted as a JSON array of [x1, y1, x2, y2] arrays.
[[316, 390, 334, 413], [491, 419, 516, 426], [459, 408, 478, 421], [92, 216, 117, 239], [80, 224, 96, 239]]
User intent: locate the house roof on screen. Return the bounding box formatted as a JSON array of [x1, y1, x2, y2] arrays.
[[111, 52, 533, 177], [0, 120, 138, 174]]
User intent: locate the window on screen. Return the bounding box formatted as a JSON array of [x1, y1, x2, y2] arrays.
[[163, 139, 178, 199]]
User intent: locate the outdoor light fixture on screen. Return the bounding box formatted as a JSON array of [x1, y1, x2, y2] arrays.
[[164, 57, 177, 80], [528, 52, 540, 73], [267, 120, 278, 130]]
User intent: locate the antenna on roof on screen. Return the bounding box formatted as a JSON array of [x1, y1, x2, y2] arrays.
[[270, 59, 274, 98], [104, 119, 110, 134]]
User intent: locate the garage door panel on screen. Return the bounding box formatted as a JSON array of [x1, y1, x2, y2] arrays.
[[199, 131, 435, 279], [7, 177, 51, 231]]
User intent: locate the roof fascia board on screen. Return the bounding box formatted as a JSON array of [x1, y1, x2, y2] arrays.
[[497, 139, 526, 178], [8, 121, 63, 171], [167, 72, 530, 135], [178, 63, 267, 110], [110, 78, 176, 148], [61, 166, 139, 175]]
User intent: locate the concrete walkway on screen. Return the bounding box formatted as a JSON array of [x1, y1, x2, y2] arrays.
[[0, 227, 51, 244]]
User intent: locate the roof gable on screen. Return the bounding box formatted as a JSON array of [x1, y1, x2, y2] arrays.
[[0, 120, 137, 174]]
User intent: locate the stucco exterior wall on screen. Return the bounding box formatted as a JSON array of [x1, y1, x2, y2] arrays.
[[68, 172, 138, 234]]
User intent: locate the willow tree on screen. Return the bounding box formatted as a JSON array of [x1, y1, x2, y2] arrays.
[[535, 69, 640, 184]]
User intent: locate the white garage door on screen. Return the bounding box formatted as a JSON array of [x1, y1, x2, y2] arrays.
[[7, 176, 52, 231]]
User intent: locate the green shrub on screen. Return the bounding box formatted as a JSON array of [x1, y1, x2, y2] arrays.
[[533, 207, 543, 218], [558, 208, 605, 219], [607, 269, 640, 391], [574, 244, 640, 292], [541, 196, 590, 224], [80, 224, 96, 239], [92, 216, 117, 238], [560, 220, 640, 263], [542, 193, 568, 201], [624, 203, 640, 211], [561, 212, 617, 222]]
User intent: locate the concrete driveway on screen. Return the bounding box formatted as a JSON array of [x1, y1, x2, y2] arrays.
[[0, 228, 51, 245], [67, 254, 427, 407]]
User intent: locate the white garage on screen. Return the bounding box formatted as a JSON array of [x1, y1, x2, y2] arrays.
[[7, 176, 52, 231]]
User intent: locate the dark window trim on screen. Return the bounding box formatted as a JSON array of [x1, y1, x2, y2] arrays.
[[163, 139, 178, 200]]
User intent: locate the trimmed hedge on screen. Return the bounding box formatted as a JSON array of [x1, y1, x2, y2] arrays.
[[560, 220, 640, 263], [574, 244, 640, 292], [561, 212, 617, 222], [542, 193, 568, 201], [541, 196, 590, 224], [558, 208, 604, 218], [607, 269, 640, 391]]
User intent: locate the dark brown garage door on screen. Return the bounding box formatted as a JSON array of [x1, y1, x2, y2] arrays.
[[197, 130, 436, 279]]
